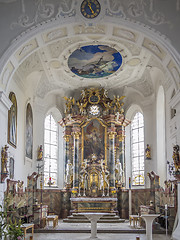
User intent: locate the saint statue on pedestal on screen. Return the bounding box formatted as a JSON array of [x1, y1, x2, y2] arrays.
[[65, 160, 73, 185]]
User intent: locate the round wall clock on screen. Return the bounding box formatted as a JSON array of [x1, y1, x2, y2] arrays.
[[81, 0, 101, 19]]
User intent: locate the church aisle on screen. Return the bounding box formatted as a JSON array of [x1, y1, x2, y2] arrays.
[[33, 233, 171, 240]]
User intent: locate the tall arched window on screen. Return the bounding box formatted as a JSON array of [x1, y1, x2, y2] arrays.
[[44, 114, 58, 187], [131, 112, 144, 186]]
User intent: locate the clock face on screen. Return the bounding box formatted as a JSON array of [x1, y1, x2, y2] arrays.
[[81, 0, 101, 19]]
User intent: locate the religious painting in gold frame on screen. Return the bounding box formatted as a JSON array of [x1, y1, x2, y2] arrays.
[[25, 103, 33, 159], [8, 92, 17, 148], [81, 118, 107, 163]]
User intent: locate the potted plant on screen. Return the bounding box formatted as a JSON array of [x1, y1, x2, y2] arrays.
[[0, 204, 8, 240], [8, 219, 23, 240]]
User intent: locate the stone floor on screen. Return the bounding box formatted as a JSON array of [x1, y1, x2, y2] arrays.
[[33, 232, 172, 240], [32, 220, 172, 240]]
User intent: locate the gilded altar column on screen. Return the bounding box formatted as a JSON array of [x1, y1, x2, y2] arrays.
[[108, 130, 117, 196], [72, 127, 81, 195]]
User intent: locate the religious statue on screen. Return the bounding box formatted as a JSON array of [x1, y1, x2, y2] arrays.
[[1, 145, 9, 173], [115, 159, 123, 184], [64, 96, 75, 114], [145, 144, 151, 160], [104, 166, 110, 196], [65, 160, 73, 185], [172, 145, 180, 172], [37, 145, 43, 161]]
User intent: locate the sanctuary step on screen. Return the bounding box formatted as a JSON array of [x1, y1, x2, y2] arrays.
[[63, 213, 125, 223]]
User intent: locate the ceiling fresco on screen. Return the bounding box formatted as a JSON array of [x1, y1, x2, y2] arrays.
[[68, 45, 123, 78]]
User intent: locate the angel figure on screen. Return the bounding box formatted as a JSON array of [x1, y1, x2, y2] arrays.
[[64, 96, 75, 113], [77, 101, 87, 115]]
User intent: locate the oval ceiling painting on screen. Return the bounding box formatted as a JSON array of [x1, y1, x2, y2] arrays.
[[68, 45, 123, 78]]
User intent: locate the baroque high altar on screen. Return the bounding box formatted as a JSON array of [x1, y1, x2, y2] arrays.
[[60, 88, 130, 212]]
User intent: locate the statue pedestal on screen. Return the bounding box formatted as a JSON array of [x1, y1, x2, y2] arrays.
[[79, 212, 108, 239], [70, 197, 117, 213], [141, 214, 160, 240]]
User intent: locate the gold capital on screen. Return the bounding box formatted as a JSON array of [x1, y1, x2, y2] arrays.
[[64, 135, 71, 142], [108, 132, 117, 140], [72, 132, 81, 140]]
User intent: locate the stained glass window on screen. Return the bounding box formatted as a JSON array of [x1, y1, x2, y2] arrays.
[[131, 112, 144, 186], [44, 114, 58, 187]]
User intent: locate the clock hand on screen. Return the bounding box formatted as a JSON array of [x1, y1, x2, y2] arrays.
[[88, 2, 95, 14]]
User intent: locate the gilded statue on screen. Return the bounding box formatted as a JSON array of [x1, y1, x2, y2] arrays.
[[64, 96, 75, 113], [145, 144, 151, 160], [1, 145, 9, 173], [172, 145, 180, 172], [77, 101, 88, 115], [37, 145, 43, 161]]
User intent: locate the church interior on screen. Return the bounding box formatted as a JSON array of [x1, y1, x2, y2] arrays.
[[0, 1, 180, 240]]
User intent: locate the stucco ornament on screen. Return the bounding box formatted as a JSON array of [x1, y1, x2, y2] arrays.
[[10, 0, 74, 29], [107, 0, 170, 26]]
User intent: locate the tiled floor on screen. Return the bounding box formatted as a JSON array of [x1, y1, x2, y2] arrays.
[[33, 232, 171, 240], [32, 220, 172, 240]]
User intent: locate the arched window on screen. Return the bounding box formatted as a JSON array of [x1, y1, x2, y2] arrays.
[[44, 114, 58, 187], [131, 112, 144, 186]]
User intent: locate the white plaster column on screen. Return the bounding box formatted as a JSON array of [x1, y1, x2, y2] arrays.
[[142, 99, 156, 188], [172, 181, 180, 240], [32, 103, 45, 171], [168, 88, 180, 240], [0, 91, 12, 147], [0, 91, 12, 204]]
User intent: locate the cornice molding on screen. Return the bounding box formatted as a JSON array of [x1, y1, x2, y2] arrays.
[[170, 89, 180, 109], [0, 91, 12, 110]]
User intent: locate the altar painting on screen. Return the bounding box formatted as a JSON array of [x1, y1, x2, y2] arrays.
[[82, 118, 106, 161]]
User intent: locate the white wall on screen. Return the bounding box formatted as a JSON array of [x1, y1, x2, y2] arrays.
[[0, 91, 12, 205]]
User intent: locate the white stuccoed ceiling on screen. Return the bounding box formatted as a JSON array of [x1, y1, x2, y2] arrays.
[[13, 22, 171, 103]]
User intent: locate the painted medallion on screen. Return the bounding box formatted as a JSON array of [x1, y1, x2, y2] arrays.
[[68, 45, 122, 78]]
